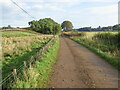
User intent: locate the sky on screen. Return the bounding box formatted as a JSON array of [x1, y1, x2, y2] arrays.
[[0, 0, 119, 28]]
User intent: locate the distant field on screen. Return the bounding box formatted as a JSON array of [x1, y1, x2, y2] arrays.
[[2, 28, 31, 31], [80, 32, 118, 38], [64, 31, 118, 38], [1, 28, 41, 37], [1, 31, 39, 37]]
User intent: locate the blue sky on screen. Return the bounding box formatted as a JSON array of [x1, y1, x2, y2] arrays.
[[0, 0, 119, 28]]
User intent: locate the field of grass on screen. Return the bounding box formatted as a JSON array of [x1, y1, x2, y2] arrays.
[[2, 36, 53, 76], [65, 32, 120, 70], [1, 31, 39, 37], [12, 36, 59, 88], [1, 31, 54, 80], [2, 28, 34, 32], [1, 28, 43, 37], [64, 31, 118, 38]]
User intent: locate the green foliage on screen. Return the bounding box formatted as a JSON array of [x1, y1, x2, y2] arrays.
[[2, 25, 12, 29], [78, 27, 92, 31], [68, 32, 120, 70], [28, 18, 62, 34], [61, 20, 73, 31], [71, 38, 120, 70], [1, 31, 38, 37], [2, 36, 52, 79], [12, 37, 60, 88], [77, 24, 120, 31], [93, 33, 119, 49], [113, 24, 120, 31], [117, 32, 120, 48]]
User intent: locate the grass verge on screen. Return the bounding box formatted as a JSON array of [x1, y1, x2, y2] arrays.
[[70, 38, 120, 70], [2, 41, 47, 78], [12, 37, 60, 88]]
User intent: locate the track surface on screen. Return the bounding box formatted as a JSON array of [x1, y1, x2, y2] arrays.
[[48, 37, 119, 88]]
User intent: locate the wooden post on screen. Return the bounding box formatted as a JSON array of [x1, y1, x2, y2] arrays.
[[13, 69, 17, 82], [30, 56, 34, 63], [24, 61, 27, 68], [23, 71, 28, 81]]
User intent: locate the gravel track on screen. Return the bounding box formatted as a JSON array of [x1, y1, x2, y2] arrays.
[[48, 37, 119, 88]]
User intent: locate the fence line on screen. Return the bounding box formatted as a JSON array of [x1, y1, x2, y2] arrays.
[[0, 36, 56, 88]]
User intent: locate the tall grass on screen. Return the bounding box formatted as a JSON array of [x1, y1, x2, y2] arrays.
[[12, 36, 60, 88], [2, 35, 53, 78], [68, 32, 120, 70]]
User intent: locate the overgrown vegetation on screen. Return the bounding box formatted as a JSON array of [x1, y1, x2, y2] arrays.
[[12, 36, 59, 88], [28, 18, 62, 34], [66, 32, 120, 70], [2, 34, 53, 79]]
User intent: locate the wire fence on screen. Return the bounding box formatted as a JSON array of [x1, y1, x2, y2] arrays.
[[0, 36, 56, 88]]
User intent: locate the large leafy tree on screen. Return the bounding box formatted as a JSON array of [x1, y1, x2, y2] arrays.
[[28, 18, 62, 34], [61, 21, 73, 32]]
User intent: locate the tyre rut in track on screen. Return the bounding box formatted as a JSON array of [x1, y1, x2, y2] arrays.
[[64, 37, 95, 88]]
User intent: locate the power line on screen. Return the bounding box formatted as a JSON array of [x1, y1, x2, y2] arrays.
[[11, 0, 36, 19]]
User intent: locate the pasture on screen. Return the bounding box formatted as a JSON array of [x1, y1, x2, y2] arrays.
[[1, 30, 59, 88]]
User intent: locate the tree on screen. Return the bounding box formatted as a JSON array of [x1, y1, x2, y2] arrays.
[[2, 25, 12, 29], [108, 26, 113, 31], [28, 18, 62, 34], [61, 21, 73, 32], [78, 27, 91, 31], [113, 24, 120, 31], [8, 25, 11, 28], [53, 24, 62, 35], [97, 26, 101, 30]]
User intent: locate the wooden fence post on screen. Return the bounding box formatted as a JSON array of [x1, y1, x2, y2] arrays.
[[23, 70, 28, 81], [13, 69, 17, 82], [30, 56, 34, 63], [24, 61, 27, 68]]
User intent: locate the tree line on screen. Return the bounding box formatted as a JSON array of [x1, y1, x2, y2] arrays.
[[28, 18, 62, 34], [4, 18, 119, 33], [1, 18, 74, 33], [28, 18, 74, 34], [77, 24, 120, 32]]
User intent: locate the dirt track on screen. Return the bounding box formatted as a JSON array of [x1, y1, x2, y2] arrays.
[[48, 37, 119, 88]]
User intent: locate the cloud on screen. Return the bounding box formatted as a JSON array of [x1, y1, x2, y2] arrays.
[[65, 4, 118, 28], [87, 4, 118, 15], [32, 4, 63, 11], [18, 0, 119, 3], [0, 0, 10, 4], [82, 0, 119, 2], [0, 0, 118, 27]]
